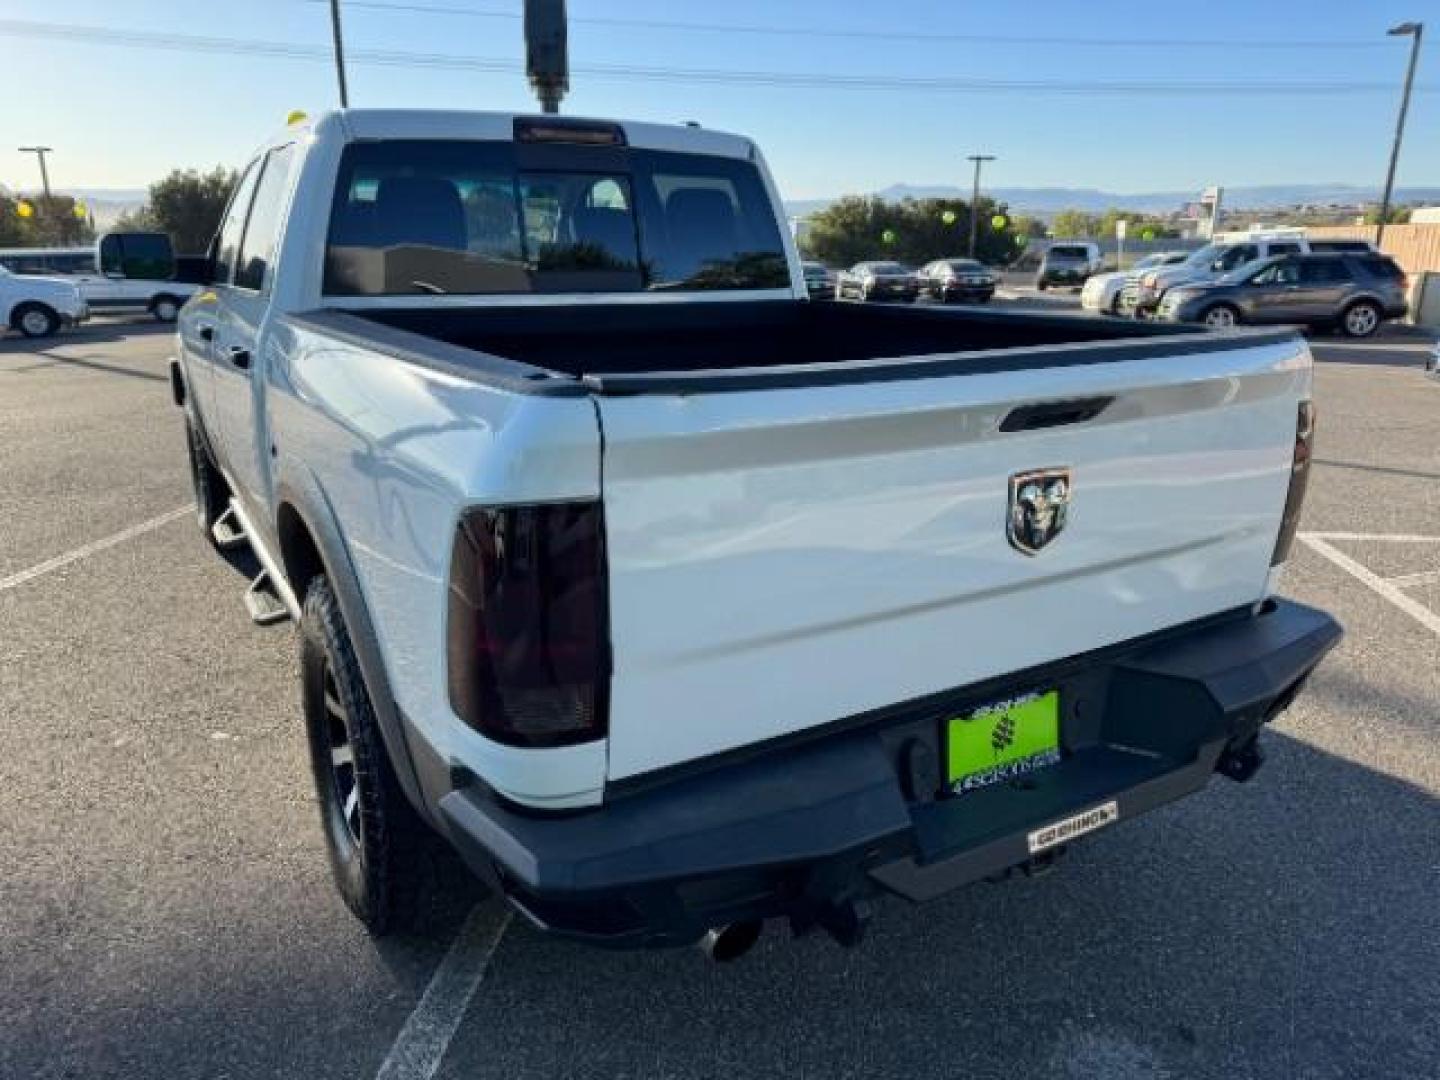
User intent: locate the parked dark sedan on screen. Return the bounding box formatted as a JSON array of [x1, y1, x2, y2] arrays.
[[835, 261, 920, 302], [919, 258, 996, 303], [1157, 253, 1408, 338], [801, 261, 836, 300]]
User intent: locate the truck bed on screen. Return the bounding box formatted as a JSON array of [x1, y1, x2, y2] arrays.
[[339, 300, 1236, 389]]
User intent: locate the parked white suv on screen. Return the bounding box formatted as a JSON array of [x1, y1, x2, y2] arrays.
[[0, 265, 88, 338], [1081, 251, 1187, 315]]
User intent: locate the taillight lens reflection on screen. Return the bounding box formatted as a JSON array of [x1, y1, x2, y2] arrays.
[[447, 502, 610, 747]]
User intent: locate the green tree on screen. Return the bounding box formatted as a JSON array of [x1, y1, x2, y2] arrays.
[[0, 193, 30, 246], [1010, 214, 1048, 241], [113, 205, 159, 233], [803, 196, 902, 268], [1097, 208, 1179, 240], [1, 192, 95, 246], [804, 194, 1022, 267], [129, 167, 238, 253], [1362, 205, 1410, 225], [1049, 209, 1102, 238]]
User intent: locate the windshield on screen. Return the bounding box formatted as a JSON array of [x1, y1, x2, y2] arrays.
[[864, 262, 906, 274], [947, 260, 984, 272], [1047, 246, 1088, 260], [324, 140, 790, 296], [1184, 244, 1224, 267]]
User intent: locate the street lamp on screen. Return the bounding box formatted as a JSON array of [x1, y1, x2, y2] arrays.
[[1377, 21, 1423, 246], [966, 154, 996, 258], [17, 146, 54, 201]]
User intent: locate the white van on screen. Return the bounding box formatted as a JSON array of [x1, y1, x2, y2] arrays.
[[0, 232, 198, 322]]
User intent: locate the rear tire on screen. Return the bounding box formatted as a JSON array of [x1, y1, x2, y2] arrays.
[[1340, 300, 1381, 338], [1201, 303, 1240, 329], [151, 295, 181, 323], [13, 302, 60, 338], [301, 576, 427, 935], [185, 420, 230, 548]]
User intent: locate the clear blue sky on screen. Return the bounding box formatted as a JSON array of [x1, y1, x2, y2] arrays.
[[1, 0, 1434, 201]]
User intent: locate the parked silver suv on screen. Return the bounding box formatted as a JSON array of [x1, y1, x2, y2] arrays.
[[1157, 253, 1408, 337]]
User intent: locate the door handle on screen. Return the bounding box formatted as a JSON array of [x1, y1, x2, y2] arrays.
[[226, 345, 252, 371], [198, 324, 215, 342]]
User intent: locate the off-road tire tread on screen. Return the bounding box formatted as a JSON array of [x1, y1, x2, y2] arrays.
[[301, 576, 426, 935]]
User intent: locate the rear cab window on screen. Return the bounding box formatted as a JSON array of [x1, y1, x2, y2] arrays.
[[323, 139, 790, 296]]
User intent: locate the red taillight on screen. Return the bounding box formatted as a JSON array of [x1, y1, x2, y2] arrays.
[[447, 502, 609, 747], [1271, 401, 1314, 566]]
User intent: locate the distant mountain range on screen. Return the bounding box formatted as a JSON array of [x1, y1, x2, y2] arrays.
[[786, 183, 1440, 219]]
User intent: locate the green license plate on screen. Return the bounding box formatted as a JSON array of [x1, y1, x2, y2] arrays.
[[946, 690, 1061, 795]]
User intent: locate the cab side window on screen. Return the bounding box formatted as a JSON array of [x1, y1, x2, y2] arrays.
[[213, 161, 261, 285], [235, 145, 296, 292]]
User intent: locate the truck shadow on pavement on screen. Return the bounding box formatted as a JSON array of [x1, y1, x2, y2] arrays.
[[431, 724, 1437, 1080], [12, 692, 1433, 1080], [0, 348, 170, 382], [0, 320, 172, 352]]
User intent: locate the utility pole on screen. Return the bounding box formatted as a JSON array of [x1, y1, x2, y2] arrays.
[[1377, 21, 1423, 247], [328, 0, 350, 107], [17, 146, 53, 202], [966, 154, 995, 258]]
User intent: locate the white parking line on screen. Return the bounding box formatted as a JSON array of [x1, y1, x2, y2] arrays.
[[0, 506, 191, 592], [1298, 533, 1440, 637], [1301, 531, 1440, 544], [374, 907, 512, 1080], [1387, 568, 1440, 589]]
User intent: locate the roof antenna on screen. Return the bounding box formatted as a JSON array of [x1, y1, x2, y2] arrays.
[[525, 0, 569, 114]]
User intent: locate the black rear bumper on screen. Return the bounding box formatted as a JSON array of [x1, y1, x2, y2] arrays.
[[436, 599, 1340, 948]]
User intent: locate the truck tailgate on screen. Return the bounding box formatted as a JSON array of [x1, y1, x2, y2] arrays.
[[596, 336, 1309, 781]]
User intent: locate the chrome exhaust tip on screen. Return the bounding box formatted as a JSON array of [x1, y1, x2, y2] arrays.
[[697, 920, 763, 963]]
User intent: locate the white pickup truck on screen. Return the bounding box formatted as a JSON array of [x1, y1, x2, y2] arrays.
[[174, 110, 1340, 957], [1, 264, 88, 337]]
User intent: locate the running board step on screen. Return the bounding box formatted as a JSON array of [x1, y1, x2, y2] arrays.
[[211, 506, 247, 551], [244, 569, 291, 626]]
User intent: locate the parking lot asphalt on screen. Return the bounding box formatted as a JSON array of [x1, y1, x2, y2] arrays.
[[1, 313, 1436, 1080]]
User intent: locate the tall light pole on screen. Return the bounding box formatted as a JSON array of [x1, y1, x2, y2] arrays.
[[967, 154, 996, 258], [17, 146, 53, 202], [328, 0, 350, 107], [1377, 21, 1423, 247]]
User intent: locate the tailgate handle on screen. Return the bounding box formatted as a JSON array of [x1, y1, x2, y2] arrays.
[[1000, 396, 1114, 433]]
